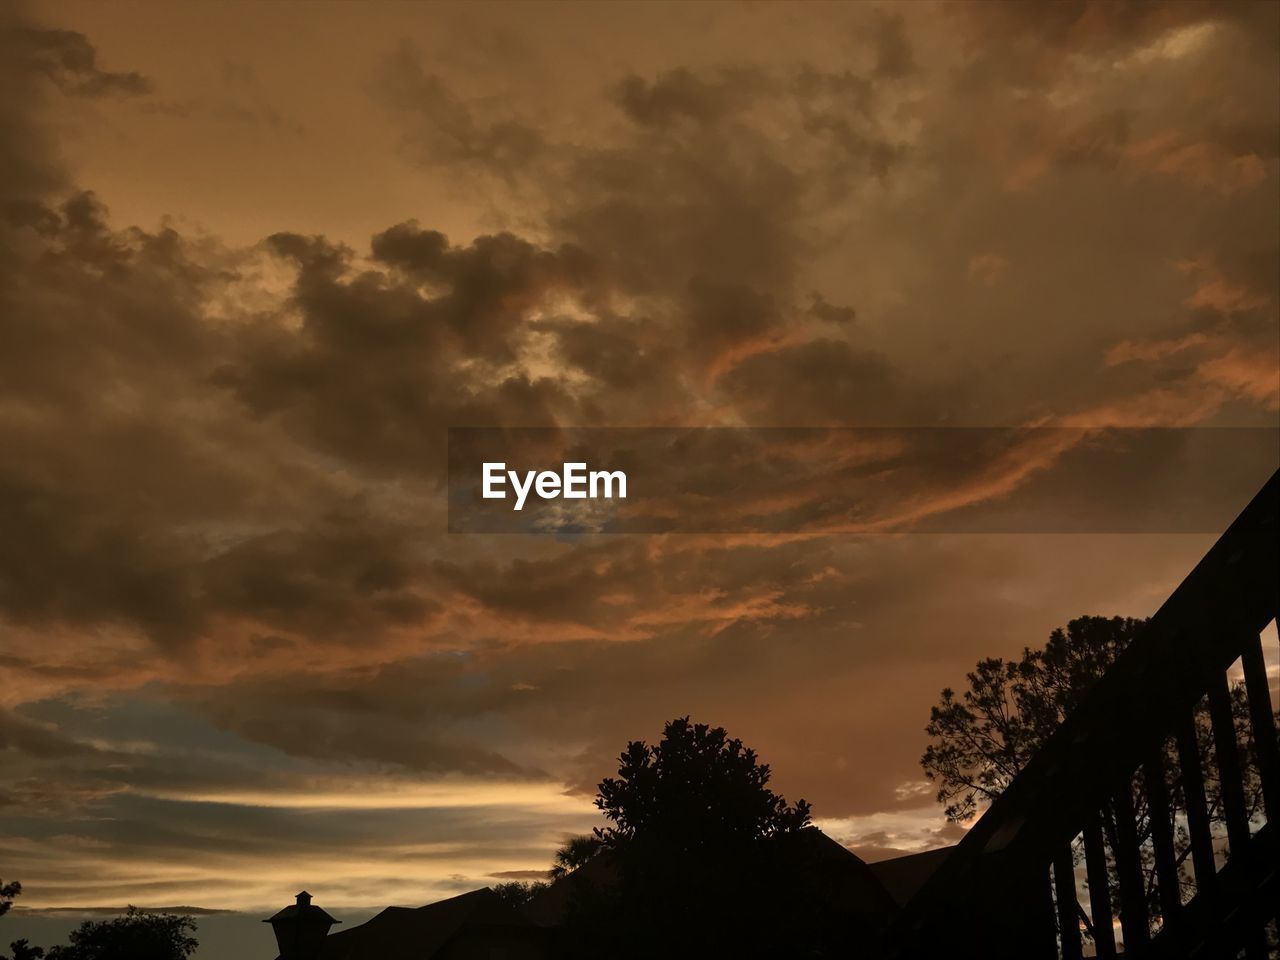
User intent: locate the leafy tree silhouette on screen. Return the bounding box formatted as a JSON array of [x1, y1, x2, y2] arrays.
[[1, 940, 43, 960], [548, 835, 602, 880], [922, 615, 1267, 939], [0, 882, 39, 960], [39, 908, 197, 960], [490, 881, 547, 908], [0, 881, 18, 919], [564, 717, 814, 958], [595, 716, 812, 850]]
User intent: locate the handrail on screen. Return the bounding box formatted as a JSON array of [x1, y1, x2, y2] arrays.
[[883, 469, 1279, 958]]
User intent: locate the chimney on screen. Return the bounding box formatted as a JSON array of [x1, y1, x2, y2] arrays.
[[264, 890, 341, 960]]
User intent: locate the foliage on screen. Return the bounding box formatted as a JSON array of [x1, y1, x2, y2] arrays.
[[490, 881, 547, 909], [2, 941, 44, 960], [595, 716, 811, 852], [0, 882, 19, 920], [566, 717, 816, 957], [548, 834, 602, 880], [921, 614, 1265, 932], [0, 883, 41, 960], [921, 616, 1146, 823], [41, 908, 197, 960], [493, 834, 602, 911]]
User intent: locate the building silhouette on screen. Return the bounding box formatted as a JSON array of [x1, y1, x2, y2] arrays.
[[265, 892, 341, 960]]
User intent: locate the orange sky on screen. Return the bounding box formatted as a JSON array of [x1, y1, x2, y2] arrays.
[[0, 1, 1277, 952]]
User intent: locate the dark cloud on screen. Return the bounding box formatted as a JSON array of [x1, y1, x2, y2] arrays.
[[10, 26, 149, 98], [0, 709, 90, 759], [954, 0, 1277, 57], [719, 339, 913, 426], [212, 224, 600, 477], [807, 292, 856, 326], [614, 67, 759, 128], [373, 40, 544, 173], [872, 12, 914, 79], [944, 0, 1278, 97], [0, 13, 67, 209], [550, 64, 908, 297], [541, 313, 676, 397]]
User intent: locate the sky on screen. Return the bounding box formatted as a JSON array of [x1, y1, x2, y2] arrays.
[[0, 1, 1277, 956]]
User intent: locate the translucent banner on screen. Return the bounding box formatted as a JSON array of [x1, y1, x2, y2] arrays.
[[447, 427, 1279, 534]]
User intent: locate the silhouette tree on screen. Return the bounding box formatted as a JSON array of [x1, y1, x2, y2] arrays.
[[595, 715, 811, 851], [0, 883, 39, 960], [922, 615, 1266, 934], [565, 717, 814, 957], [41, 908, 197, 960], [490, 881, 547, 908], [0, 881, 19, 919], [1, 940, 43, 960], [548, 834, 602, 880]]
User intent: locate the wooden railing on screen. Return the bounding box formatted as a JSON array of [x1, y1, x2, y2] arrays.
[[883, 470, 1279, 959]]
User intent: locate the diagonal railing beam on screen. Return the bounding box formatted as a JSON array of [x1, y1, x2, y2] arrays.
[[882, 469, 1279, 958]]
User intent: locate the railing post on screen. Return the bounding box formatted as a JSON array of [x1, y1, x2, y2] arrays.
[[1083, 814, 1117, 959], [1111, 789, 1150, 950], [1207, 671, 1269, 960], [1053, 842, 1083, 960], [1143, 750, 1183, 932], [1035, 861, 1060, 960], [1207, 671, 1253, 855], [1239, 629, 1279, 824], [1175, 712, 1218, 893]]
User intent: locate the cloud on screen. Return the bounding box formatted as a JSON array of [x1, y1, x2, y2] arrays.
[[373, 40, 544, 174], [719, 339, 911, 426], [10, 26, 150, 98], [0, 709, 92, 759], [1103, 257, 1278, 412], [613, 67, 761, 129]]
